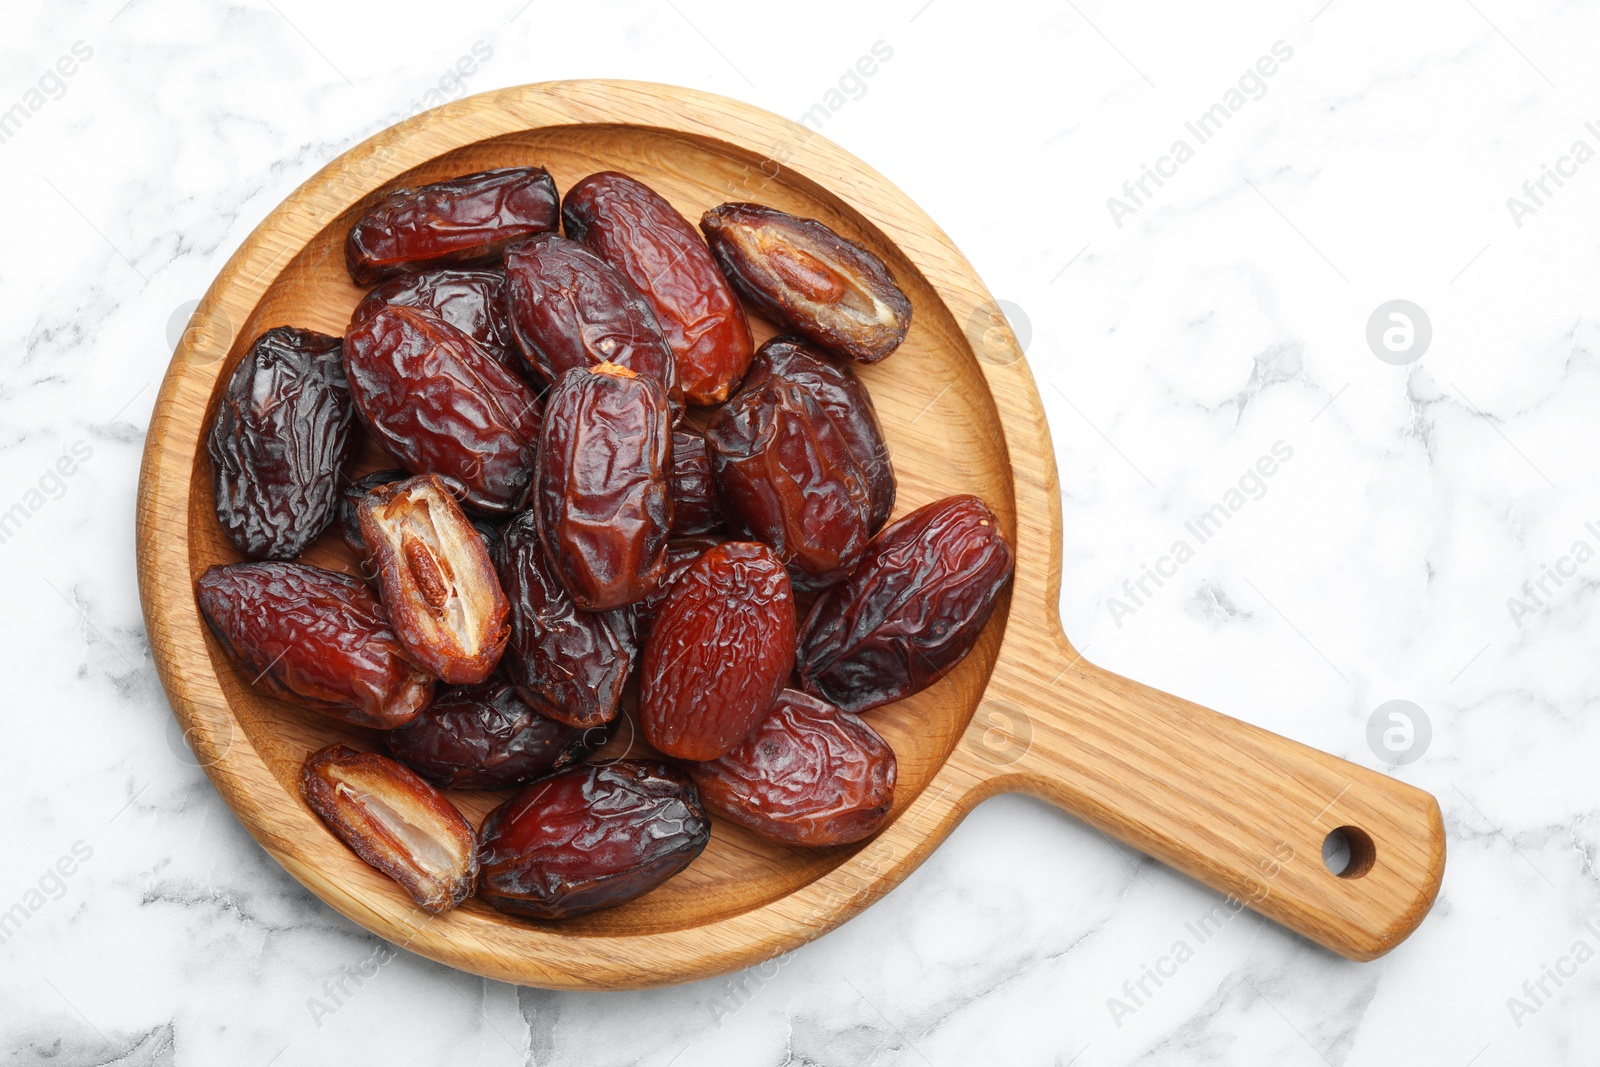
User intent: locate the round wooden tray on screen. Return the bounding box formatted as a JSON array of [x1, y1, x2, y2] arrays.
[[137, 80, 1444, 989]]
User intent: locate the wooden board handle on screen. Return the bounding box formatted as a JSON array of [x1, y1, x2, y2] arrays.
[[978, 649, 1445, 961]]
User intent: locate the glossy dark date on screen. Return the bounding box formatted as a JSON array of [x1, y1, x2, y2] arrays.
[[640, 542, 794, 760], [196, 562, 433, 729], [741, 336, 895, 532], [497, 510, 635, 729], [688, 689, 896, 847], [701, 202, 912, 364], [669, 426, 724, 536], [208, 327, 355, 560], [563, 172, 753, 405], [345, 306, 542, 516], [358, 475, 509, 684], [345, 167, 558, 285], [537, 364, 673, 611], [350, 269, 522, 378], [502, 233, 679, 409], [798, 495, 1014, 712], [704, 377, 874, 593], [385, 675, 603, 790], [477, 761, 710, 920]]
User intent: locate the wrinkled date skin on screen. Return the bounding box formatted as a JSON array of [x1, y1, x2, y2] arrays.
[[337, 468, 410, 560], [345, 306, 542, 515], [632, 535, 722, 637], [385, 675, 603, 790], [477, 761, 710, 920], [701, 203, 913, 364], [563, 172, 753, 405], [537, 364, 672, 611], [705, 377, 874, 593], [640, 542, 795, 761], [358, 475, 510, 684], [196, 562, 434, 729], [497, 511, 635, 729], [689, 689, 896, 847], [208, 327, 356, 560], [301, 744, 478, 913], [350, 269, 521, 378], [345, 167, 559, 285], [742, 336, 895, 532], [502, 234, 680, 409], [798, 495, 1015, 713], [669, 427, 724, 536]]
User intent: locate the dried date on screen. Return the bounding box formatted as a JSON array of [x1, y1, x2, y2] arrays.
[[358, 475, 510, 684], [497, 510, 635, 729], [345, 167, 559, 285], [537, 363, 672, 611], [798, 495, 1014, 713], [669, 426, 724, 536], [502, 234, 679, 409], [704, 377, 874, 593], [350, 269, 521, 378], [701, 203, 912, 364], [385, 675, 603, 790], [345, 306, 542, 516], [563, 172, 753, 405], [741, 335, 895, 532], [208, 327, 356, 560], [640, 542, 794, 760], [477, 761, 709, 920], [632, 535, 722, 637], [301, 744, 478, 913], [688, 689, 896, 847], [196, 562, 433, 729]]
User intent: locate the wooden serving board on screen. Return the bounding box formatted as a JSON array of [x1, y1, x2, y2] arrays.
[[136, 80, 1444, 989]]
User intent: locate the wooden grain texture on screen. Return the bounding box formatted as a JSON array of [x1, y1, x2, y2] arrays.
[[136, 80, 1444, 989]]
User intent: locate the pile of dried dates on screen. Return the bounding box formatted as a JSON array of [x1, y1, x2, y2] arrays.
[[196, 164, 1014, 920]]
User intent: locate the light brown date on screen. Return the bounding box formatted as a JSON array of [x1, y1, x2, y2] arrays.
[[301, 744, 478, 913], [358, 474, 510, 684]]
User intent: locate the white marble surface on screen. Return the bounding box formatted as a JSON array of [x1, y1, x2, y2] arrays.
[[4, 0, 1600, 1062]]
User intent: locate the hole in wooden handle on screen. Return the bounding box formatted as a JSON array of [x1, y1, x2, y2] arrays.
[[1322, 826, 1377, 879]]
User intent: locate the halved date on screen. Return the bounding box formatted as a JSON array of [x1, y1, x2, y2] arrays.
[[350, 269, 521, 378], [701, 203, 912, 364], [688, 689, 896, 847], [345, 167, 559, 285], [502, 233, 679, 409], [640, 542, 794, 760], [301, 744, 478, 913], [497, 510, 635, 729], [537, 363, 672, 611], [477, 761, 709, 920], [798, 495, 1014, 713], [563, 172, 753, 405], [208, 327, 356, 560], [742, 335, 895, 532], [196, 562, 433, 729], [669, 426, 724, 536], [385, 675, 603, 790], [705, 377, 874, 593], [345, 306, 542, 516], [358, 475, 509, 684]]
